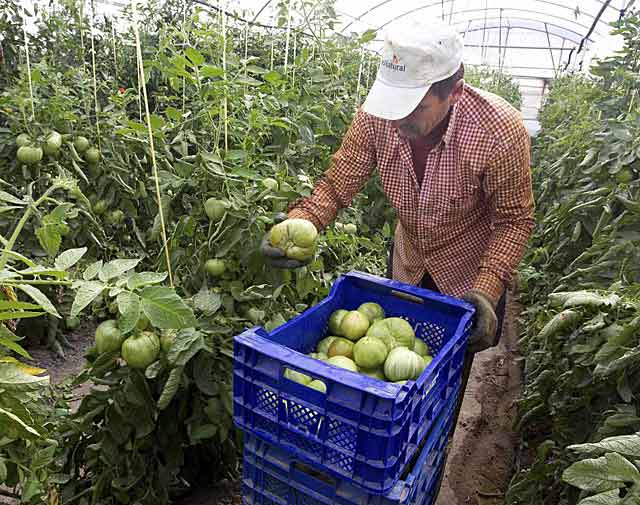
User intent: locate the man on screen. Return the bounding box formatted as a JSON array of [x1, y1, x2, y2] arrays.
[[262, 19, 534, 352]]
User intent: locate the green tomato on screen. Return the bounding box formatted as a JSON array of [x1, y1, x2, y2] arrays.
[[93, 200, 108, 215], [327, 337, 354, 359], [95, 319, 125, 354], [357, 302, 385, 323], [74, 136, 90, 153], [205, 259, 226, 277], [353, 336, 388, 369], [204, 198, 227, 222], [16, 133, 31, 148], [339, 311, 370, 342], [307, 380, 327, 393], [328, 309, 347, 336], [16, 146, 43, 165], [367, 318, 416, 350], [121, 331, 161, 369], [326, 355, 358, 373], [136, 314, 150, 331], [106, 209, 125, 225], [85, 147, 101, 164], [616, 168, 634, 184], [413, 339, 431, 358], [66, 316, 81, 330], [360, 367, 386, 381], [384, 347, 426, 382], [344, 223, 357, 235], [284, 368, 312, 385], [43, 131, 63, 155], [269, 218, 318, 262], [316, 336, 338, 355], [262, 178, 279, 191], [88, 162, 102, 178]]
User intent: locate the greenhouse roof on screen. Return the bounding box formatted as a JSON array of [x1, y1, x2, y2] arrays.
[[222, 0, 630, 134], [91, 0, 631, 134]]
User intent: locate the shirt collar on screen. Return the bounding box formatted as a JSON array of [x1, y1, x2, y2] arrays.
[[442, 102, 460, 146], [442, 84, 467, 145]]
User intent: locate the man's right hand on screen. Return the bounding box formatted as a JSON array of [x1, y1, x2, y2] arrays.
[[260, 213, 310, 269]]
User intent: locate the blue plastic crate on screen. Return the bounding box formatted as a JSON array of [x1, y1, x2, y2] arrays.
[[233, 271, 474, 494], [242, 390, 459, 505]]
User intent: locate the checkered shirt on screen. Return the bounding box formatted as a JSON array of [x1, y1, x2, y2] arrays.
[[288, 85, 535, 304]]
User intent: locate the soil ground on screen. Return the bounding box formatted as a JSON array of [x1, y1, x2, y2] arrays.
[[26, 321, 96, 383], [435, 292, 524, 505], [10, 294, 524, 505]]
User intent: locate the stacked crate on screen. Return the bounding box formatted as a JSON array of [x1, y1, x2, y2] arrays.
[[233, 271, 475, 504]]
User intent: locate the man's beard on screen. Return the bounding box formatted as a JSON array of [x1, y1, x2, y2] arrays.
[[397, 123, 422, 139]]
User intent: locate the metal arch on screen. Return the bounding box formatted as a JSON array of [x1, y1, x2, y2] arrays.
[[377, 7, 603, 37], [461, 19, 587, 44], [341, 0, 619, 33], [464, 26, 580, 47], [338, 10, 592, 42], [370, 21, 586, 49]]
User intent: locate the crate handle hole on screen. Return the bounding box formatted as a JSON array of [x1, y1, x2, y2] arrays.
[[283, 368, 327, 394], [292, 461, 337, 486], [391, 290, 424, 304]]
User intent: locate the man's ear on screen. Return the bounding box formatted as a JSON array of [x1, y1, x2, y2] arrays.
[[450, 79, 465, 104]]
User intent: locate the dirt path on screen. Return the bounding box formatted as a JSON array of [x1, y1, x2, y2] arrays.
[[436, 293, 523, 505], [26, 322, 96, 384]]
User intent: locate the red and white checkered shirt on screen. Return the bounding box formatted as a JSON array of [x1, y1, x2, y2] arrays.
[[289, 85, 535, 304]]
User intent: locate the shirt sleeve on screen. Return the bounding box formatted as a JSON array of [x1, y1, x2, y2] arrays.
[[288, 109, 377, 230], [473, 123, 535, 304]]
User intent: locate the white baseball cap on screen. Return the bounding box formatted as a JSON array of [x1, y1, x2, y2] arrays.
[[362, 19, 464, 121]]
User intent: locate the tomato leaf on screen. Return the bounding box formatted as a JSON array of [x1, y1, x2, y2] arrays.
[[0, 407, 41, 439], [127, 272, 168, 290], [70, 281, 105, 318], [55, 247, 87, 271], [568, 434, 640, 459], [117, 292, 141, 335], [14, 284, 60, 317], [167, 328, 204, 367], [185, 47, 205, 67], [140, 286, 197, 329], [99, 259, 141, 282], [0, 190, 26, 206], [157, 366, 183, 410], [83, 260, 103, 281], [192, 289, 222, 315], [563, 453, 640, 492], [0, 336, 31, 359], [35, 225, 62, 257]]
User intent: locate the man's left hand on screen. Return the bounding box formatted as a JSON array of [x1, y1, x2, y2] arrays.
[[462, 289, 498, 353]]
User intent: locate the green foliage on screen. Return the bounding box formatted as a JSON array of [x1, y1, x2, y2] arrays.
[[57, 262, 235, 504], [0, 182, 88, 503], [521, 12, 640, 301], [509, 11, 640, 505], [465, 65, 523, 110]]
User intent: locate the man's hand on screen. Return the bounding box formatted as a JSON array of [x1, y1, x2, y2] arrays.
[[462, 289, 498, 353], [260, 213, 310, 269]]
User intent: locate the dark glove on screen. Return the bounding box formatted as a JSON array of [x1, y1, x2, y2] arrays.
[[462, 289, 498, 353], [260, 213, 310, 269]]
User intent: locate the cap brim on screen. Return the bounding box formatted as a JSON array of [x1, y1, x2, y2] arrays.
[[362, 79, 431, 120]]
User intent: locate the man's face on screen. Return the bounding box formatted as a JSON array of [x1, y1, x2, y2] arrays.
[[392, 80, 464, 139]]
